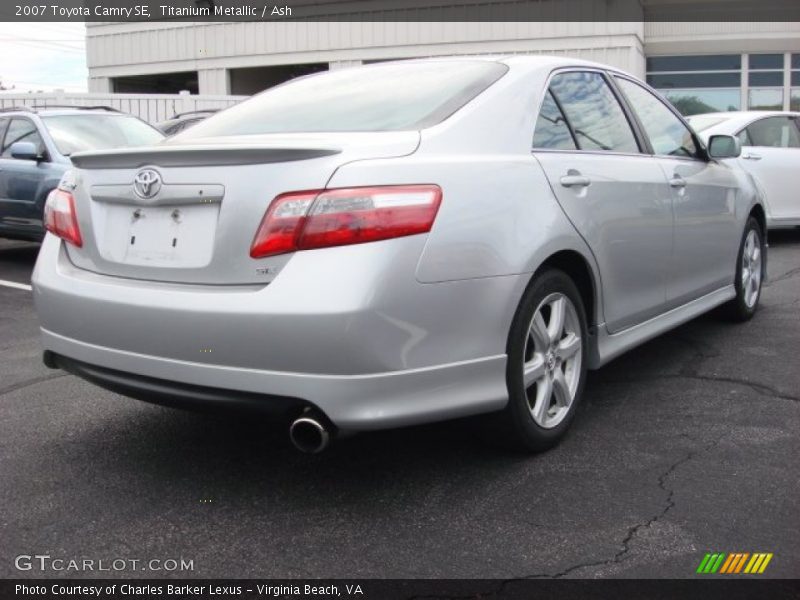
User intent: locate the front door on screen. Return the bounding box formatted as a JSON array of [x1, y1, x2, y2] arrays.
[[532, 71, 674, 333], [0, 117, 49, 236], [736, 115, 800, 225], [613, 76, 741, 307]]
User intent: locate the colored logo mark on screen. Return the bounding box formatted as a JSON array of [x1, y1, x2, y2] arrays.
[[696, 552, 773, 574]]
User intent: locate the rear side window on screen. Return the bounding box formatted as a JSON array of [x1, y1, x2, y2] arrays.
[[178, 61, 508, 137], [547, 72, 639, 153], [742, 117, 800, 148], [41, 115, 164, 155], [532, 91, 577, 150], [615, 77, 699, 158]]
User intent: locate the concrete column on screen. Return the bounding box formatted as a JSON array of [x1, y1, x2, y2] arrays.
[[329, 60, 363, 71], [198, 68, 230, 95], [88, 76, 112, 93], [630, 40, 647, 80]]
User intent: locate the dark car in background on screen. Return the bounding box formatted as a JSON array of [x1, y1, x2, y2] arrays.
[[0, 106, 164, 242], [156, 109, 218, 136]]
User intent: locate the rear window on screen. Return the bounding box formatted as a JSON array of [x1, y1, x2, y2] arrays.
[[685, 114, 731, 132], [177, 61, 508, 137], [42, 114, 164, 155]]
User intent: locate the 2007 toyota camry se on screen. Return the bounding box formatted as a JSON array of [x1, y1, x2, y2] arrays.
[[32, 56, 766, 453]]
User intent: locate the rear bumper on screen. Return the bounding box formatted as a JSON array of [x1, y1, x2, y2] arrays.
[[45, 350, 305, 416], [41, 330, 507, 430], [32, 235, 522, 430]]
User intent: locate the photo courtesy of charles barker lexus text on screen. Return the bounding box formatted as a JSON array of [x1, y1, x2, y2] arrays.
[[0, 0, 798, 598]]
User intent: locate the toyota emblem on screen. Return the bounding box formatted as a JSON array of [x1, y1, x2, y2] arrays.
[[133, 168, 162, 199]]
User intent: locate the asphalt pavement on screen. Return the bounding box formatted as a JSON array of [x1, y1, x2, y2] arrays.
[[0, 233, 798, 579]]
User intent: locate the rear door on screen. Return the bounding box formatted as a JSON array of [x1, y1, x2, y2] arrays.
[[612, 76, 740, 307], [736, 115, 800, 224], [533, 70, 674, 333]]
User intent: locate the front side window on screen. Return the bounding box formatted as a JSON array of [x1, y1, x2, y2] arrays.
[[738, 129, 752, 146], [742, 117, 800, 148], [548, 72, 639, 153], [615, 77, 699, 159], [1, 118, 44, 158], [532, 91, 576, 150]]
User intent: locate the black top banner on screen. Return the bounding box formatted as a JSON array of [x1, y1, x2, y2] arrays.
[[1, 0, 799, 22]]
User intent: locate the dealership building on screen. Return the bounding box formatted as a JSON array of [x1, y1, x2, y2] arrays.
[[85, 13, 800, 115]]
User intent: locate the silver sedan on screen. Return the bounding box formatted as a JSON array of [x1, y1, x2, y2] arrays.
[[32, 56, 766, 453]]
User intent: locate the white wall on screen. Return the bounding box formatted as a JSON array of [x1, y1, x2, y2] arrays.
[[86, 21, 646, 94], [645, 22, 800, 55]]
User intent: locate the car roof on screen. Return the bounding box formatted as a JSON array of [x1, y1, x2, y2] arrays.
[[0, 107, 131, 118], [383, 54, 619, 72], [690, 110, 800, 119], [687, 110, 800, 134], [38, 109, 130, 116]]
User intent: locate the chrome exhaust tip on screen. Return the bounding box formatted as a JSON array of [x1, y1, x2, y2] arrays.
[[289, 415, 331, 454]]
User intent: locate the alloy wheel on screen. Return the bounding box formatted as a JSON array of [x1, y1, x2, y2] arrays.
[[741, 228, 762, 309], [522, 293, 582, 429]]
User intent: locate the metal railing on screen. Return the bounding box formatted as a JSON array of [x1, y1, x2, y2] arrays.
[[0, 91, 246, 124]]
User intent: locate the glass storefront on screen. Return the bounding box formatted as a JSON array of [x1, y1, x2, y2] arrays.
[[659, 89, 740, 115], [748, 54, 784, 111], [646, 54, 741, 116], [648, 53, 798, 116], [749, 89, 784, 111]]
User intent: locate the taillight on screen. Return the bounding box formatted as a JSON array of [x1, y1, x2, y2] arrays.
[[250, 185, 442, 259], [44, 188, 83, 247]]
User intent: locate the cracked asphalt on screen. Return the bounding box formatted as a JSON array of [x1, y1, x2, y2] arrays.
[[0, 232, 798, 579]]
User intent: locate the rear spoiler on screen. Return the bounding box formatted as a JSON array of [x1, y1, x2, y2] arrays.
[[70, 146, 341, 169]]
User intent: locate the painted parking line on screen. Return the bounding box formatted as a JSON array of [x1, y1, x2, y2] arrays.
[[0, 279, 32, 291]]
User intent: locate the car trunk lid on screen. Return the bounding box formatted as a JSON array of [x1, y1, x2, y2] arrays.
[[64, 131, 419, 285]]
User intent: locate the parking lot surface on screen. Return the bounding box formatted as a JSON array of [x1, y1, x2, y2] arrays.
[[1, 233, 798, 579]]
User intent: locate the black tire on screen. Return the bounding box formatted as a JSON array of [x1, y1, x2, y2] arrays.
[[492, 268, 589, 453], [722, 216, 765, 322]]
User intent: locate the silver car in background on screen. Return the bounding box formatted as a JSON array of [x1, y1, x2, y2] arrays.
[[32, 57, 766, 453]]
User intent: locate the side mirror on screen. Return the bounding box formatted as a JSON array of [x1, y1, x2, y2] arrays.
[[707, 134, 741, 160], [9, 141, 40, 161]]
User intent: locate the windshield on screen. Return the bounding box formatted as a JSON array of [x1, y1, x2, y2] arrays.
[[685, 114, 731, 133], [177, 61, 508, 138], [42, 114, 165, 155]]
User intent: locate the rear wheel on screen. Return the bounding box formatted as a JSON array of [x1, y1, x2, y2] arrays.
[[722, 217, 764, 321], [494, 269, 588, 452]]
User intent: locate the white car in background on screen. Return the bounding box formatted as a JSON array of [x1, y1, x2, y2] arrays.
[[688, 111, 800, 229]]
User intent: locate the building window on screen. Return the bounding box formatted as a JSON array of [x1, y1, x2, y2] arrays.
[[646, 54, 742, 115], [112, 71, 199, 94], [792, 55, 800, 111], [748, 54, 784, 110]]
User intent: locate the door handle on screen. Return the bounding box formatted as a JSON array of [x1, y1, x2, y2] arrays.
[[669, 176, 687, 188], [742, 153, 762, 161], [560, 175, 590, 188]]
